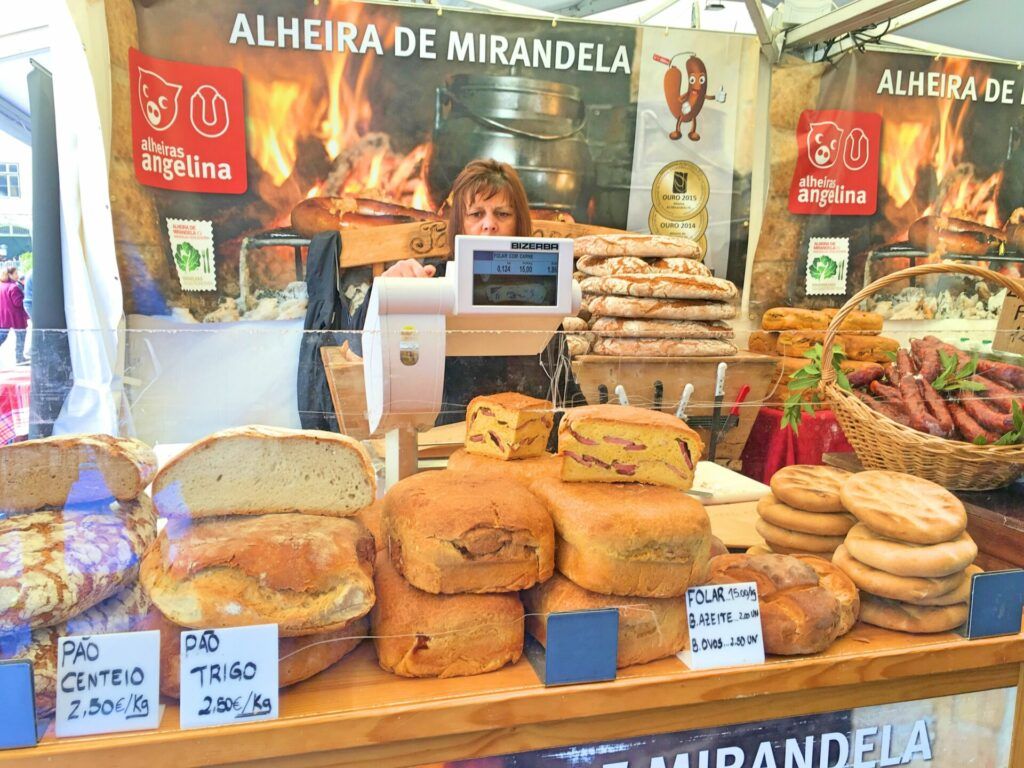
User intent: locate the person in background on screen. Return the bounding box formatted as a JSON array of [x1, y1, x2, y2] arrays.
[[0, 267, 29, 365], [357, 158, 581, 426], [22, 269, 32, 320]]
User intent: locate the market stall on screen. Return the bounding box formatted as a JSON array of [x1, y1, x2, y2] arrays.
[[2, 0, 1024, 764]]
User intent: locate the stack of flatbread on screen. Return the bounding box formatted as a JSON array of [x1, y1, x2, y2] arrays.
[[565, 234, 738, 358]]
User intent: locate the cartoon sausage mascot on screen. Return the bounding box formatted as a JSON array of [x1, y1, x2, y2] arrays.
[[661, 54, 726, 142]]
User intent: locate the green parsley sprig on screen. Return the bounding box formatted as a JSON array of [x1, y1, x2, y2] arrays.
[[780, 344, 850, 434], [932, 350, 986, 394], [991, 402, 1024, 446]]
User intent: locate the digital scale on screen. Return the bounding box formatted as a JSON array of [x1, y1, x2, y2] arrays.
[[362, 235, 580, 485]]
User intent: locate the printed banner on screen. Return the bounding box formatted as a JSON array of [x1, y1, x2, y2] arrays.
[[418, 687, 1015, 767], [107, 0, 759, 320], [751, 52, 1024, 321]]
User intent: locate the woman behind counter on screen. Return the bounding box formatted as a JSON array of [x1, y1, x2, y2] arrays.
[[360, 158, 581, 426]]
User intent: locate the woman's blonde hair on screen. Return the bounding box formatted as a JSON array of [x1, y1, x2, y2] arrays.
[[447, 159, 532, 243], [0, 267, 16, 283]]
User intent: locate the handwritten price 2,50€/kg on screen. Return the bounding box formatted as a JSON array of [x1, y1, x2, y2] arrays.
[[197, 691, 273, 720]]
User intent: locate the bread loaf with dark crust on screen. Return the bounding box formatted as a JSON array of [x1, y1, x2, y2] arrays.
[[523, 573, 688, 667], [0, 434, 157, 514], [530, 477, 711, 597], [707, 553, 845, 655], [140, 513, 376, 636], [0, 497, 157, 632], [383, 470, 554, 594], [144, 609, 367, 697], [558, 404, 704, 490], [371, 557, 523, 678]]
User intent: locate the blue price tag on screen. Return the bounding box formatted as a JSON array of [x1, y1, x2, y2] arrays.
[[0, 661, 38, 750], [966, 569, 1024, 639], [535, 609, 618, 686]]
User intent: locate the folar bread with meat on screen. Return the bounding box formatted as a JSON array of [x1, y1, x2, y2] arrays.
[[558, 404, 703, 490], [464, 393, 554, 460]]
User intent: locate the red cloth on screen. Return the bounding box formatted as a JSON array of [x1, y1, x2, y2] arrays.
[[0, 366, 30, 444], [740, 406, 853, 485], [0, 281, 27, 330]]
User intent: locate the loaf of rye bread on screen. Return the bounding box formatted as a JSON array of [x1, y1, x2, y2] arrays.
[[371, 557, 523, 678], [558, 404, 704, 490], [464, 392, 553, 460], [523, 572, 688, 667], [573, 233, 702, 258], [152, 425, 375, 519], [530, 477, 711, 597], [383, 470, 554, 594], [140, 513, 376, 636], [0, 434, 157, 514], [0, 497, 157, 632]]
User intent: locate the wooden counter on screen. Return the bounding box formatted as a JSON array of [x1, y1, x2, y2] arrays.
[[4, 623, 1023, 768]]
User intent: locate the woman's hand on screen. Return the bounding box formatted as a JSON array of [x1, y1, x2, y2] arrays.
[[382, 259, 436, 278]]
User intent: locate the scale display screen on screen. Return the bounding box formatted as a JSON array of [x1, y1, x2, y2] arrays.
[[472, 250, 558, 306]]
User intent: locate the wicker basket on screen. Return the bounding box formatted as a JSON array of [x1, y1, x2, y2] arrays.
[[819, 262, 1024, 490]]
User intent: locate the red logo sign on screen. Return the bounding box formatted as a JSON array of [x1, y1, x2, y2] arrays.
[[788, 110, 880, 216], [129, 48, 247, 194]]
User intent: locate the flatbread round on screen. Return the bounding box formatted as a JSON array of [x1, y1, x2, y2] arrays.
[[858, 593, 967, 633], [574, 233, 701, 258], [580, 274, 737, 302], [592, 337, 737, 357], [908, 564, 982, 606], [840, 471, 967, 545], [844, 524, 977, 578], [587, 295, 738, 321], [577, 255, 711, 277], [832, 545, 963, 602], [770, 465, 853, 513], [590, 317, 734, 339], [755, 518, 845, 554], [758, 494, 857, 536]]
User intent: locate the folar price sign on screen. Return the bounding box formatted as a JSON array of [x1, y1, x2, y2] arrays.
[[680, 582, 765, 670], [179, 625, 279, 729]]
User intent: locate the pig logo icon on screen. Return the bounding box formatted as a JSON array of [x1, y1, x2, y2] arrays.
[[138, 67, 182, 132], [807, 121, 844, 170]]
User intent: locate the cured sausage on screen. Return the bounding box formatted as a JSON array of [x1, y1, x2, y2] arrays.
[[948, 401, 1000, 444], [967, 375, 1024, 414], [845, 363, 884, 388], [910, 339, 942, 382], [976, 358, 1024, 389], [896, 349, 917, 380], [961, 392, 1015, 433], [908, 216, 1005, 256], [899, 374, 945, 436], [869, 380, 903, 403], [853, 390, 910, 426], [291, 196, 440, 237], [919, 378, 954, 437]]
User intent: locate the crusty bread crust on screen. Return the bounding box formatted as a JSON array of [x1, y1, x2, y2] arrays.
[[152, 425, 376, 519], [383, 471, 554, 594], [523, 572, 687, 667], [590, 317, 734, 339], [0, 497, 157, 632], [592, 338, 737, 357], [140, 514, 376, 636], [577, 255, 711, 278], [574, 234, 701, 258], [0, 434, 157, 514], [446, 449, 563, 488], [707, 554, 842, 655], [794, 555, 860, 637], [371, 558, 523, 678], [145, 609, 368, 697], [587, 295, 737, 321], [580, 274, 737, 302], [0, 582, 150, 715], [531, 478, 710, 597]]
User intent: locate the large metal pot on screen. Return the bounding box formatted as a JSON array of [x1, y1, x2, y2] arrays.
[[428, 75, 592, 212]]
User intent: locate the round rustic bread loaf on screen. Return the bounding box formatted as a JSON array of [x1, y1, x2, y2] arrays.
[[839, 471, 967, 545], [0, 497, 157, 632], [523, 572, 688, 668], [574, 233, 702, 258], [589, 317, 734, 339], [577, 255, 712, 277], [592, 337, 737, 357], [707, 553, 842, 655], [794, 555, 860, 637], [858, 593, 967, 633], [832, 545, 963, 602], [770, 465, 853, 513], [843, 524, 977, 578], [580, 274, 737, 302], [586, 295, 738, 321], [757, 494, 857, 536], [383, 470, 555, 594], [140, 514, 376, 636]]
